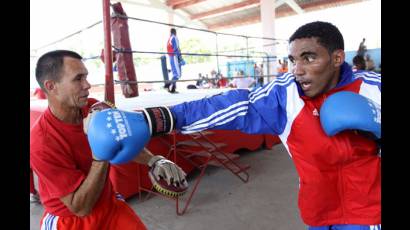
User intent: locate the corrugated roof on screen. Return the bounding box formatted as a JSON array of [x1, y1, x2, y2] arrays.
[[156, 0, 368, 30], [201, 5, 260, 25], [183, 0, 245, 14]]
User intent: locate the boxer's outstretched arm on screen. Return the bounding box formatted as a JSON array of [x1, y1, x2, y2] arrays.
[[141, 77, 291, 136], [170, 79, 290, 135]]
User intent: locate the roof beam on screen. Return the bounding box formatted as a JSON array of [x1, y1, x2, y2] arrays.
[[167, 0, 206, 9], [284, 0, 304, 14], [209, 0, 364, 30], [303, 0, 365, 11], [117, 0, 208, 29], [208, 14, 260, 31], [166, 0, 191, 5], [274, 0, 364, 17], [206, 0, 285, 30], [191, 0, 260, 20], [173, 0, 206, 9]]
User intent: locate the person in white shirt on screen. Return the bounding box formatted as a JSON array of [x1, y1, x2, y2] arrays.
[[229, 70, 255, 89]]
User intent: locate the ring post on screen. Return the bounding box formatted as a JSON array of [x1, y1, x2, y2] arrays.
[[103, 0, 115, 104]]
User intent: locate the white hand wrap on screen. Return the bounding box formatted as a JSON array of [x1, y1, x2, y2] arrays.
[[83, 101, 116, 134]]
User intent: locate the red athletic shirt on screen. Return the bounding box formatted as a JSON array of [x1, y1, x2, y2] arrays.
[[34, 87, 47, 99], [30, 98, 113, 216]]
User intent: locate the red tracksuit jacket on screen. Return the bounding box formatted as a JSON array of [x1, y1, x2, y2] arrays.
[[170, 62, 381, 226]]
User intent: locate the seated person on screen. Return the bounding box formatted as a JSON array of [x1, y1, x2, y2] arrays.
[[195, 73, 204, 87], [229, 70, 255, 89], [277, 59, 288, 75], [365, 54, 376, 71], [352, 55, 366, 72], [216, 74, 228, 88], [198, 75, 212, 89]]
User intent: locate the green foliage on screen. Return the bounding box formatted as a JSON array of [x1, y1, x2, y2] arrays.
[[133, 56, 152, 67], [220, 43, 246, 55], [180, 38, 212, 64]]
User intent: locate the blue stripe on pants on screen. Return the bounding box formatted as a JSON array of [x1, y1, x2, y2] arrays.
[[169, 55, 181, 79]]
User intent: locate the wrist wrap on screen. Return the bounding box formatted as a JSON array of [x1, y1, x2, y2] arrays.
[[142, 106, 174, 136]]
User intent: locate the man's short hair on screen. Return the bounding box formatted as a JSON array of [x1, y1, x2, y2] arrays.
[[170, 28, 176, 35], [353, 55, 366, 70], [289, 21, 344, 53], [35, 50, 82, 91]]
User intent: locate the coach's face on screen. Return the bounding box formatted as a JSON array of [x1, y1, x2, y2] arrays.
[[288, 37, 344, 98], [54, 57, 91, 108]]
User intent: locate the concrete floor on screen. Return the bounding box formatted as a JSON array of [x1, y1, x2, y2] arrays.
[[30, 143, 306, 230]]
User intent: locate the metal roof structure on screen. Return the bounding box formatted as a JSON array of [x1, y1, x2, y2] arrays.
[[117, 0, 367, 30]]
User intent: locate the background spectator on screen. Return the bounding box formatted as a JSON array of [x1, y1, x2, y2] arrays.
[[357, 38, 367, 57], [216, 73, 228, 88], [365, 54, 375, 71], [352, 55, 366, 71], [277, 59, 288, 75], [229, 70, 255, 89]]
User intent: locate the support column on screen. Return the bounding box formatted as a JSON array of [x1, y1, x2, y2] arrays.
[[260, 0, 277, 82]]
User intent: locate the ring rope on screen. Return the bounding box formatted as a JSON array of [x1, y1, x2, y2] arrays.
[[112, 14, 288, 42], [31, 8, 288, 54], [32, 21, 102, 52], [114, 74, 277, 85], [112, 47, 276, 59]]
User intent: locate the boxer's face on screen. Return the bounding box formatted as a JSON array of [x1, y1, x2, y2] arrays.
[[288, 37, 344, 98]]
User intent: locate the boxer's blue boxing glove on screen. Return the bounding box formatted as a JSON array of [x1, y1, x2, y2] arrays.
[[87, 106, 175, 164], [83, 101, 116, 135], [177, 55, 185, 66], [180, 59, 186, 66], [320, 91, 381, 139], [87, 109, 151, 164]]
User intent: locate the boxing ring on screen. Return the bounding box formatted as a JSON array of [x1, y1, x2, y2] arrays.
[[30, 0, 284, 215]]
